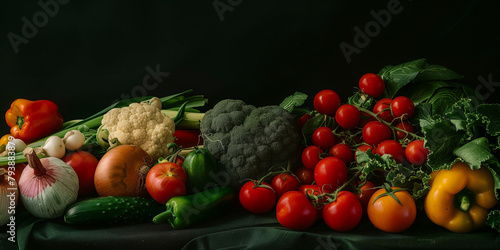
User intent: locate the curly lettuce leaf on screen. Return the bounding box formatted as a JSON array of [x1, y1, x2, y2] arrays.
[[486, 210, 500, 234], [453, 137, 494, 169]]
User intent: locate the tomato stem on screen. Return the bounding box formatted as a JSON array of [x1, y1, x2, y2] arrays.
[[357, 107, 424, 141]]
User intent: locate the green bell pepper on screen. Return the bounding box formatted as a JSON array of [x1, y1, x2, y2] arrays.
[[182, 147, 219, 193], [153, 186, 235, 229]]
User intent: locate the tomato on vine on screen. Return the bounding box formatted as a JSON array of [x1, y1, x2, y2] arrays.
[[312, 127, 336, 151], [376, 140, 405, 164], [395, 121, 415, 140], [295, 166, 315, 185], [352, 180, 377, 214], [313, 89, 341, 116], [405, 140, 430, 166], [323, 191, 363, 231], [359, 73, 385, 98], [239, 181, 276, 214], [329, 143, 354, 164], [271, 173, 301, 198], [314, 157, 347, 193], [335, 104, 360, 129], [362, 121, 392, 146], [276, 191, 317, 230], [391, 96, 415, 119], [373, 98, 394, 123], [302, 145, 323, 170]]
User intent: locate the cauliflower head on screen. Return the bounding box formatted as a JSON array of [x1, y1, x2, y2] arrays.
[[100, 98, 175, 161], [200, 99, 302, 188]]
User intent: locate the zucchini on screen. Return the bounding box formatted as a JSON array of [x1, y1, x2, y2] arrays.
[[64, 196, 164, 226]]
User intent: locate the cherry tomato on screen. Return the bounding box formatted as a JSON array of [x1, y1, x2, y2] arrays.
[[359, 73, 385, 98], [354, 145, 375, 162], [329, 143, 354, 164], [298, 184, 324, 219], [405, 140, 430, 165], [271, 173, 301, 198], [395, 121, 415, 140], [323, 191, 362, 231], [353, 180, 377, 214], [295, 166, 315, 185], [146, 162, 187, 204], [362, 121, 392, 146], [314, 157, 347, 193], [313, 89, 341, 116], [391, 96, 415, 119], [276, 191, 317, 230], [373, 98, 394, 123], [62, 151, 99, 198], [312, 127, 336, 151], [296, 113, 312, 130], [239, 181, 276, 214], [368, 187, 417, 233], [376, 140, 405, 164], [335, 104, 360, 129], [302, 145, 323, 170]]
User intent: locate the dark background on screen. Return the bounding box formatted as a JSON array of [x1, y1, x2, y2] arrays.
[[1, 0, 499, 135]]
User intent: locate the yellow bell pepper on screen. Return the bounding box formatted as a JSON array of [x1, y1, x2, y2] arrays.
[[424, 162, 498, 233], [0, 134, 12, 153]]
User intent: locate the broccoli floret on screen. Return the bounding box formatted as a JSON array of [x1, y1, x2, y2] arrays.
[[200, 99, 302, 188]]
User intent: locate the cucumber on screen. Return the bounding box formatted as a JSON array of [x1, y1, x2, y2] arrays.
[[64, 196, 164, 226]]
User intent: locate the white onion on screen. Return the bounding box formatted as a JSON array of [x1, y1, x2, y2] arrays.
[[11, 139, 27, 153], [63, 130, 85, 151], [42, 136, 66, 158]]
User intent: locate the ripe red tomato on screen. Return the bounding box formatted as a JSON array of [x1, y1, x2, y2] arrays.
[[373, 98, 394, 123], [405, 140, 430, 165], [314, 157, 347, 193], [323, 191, 363, 231], [362, 121, 392, 146], [239, 181, 276, 214], [329, 143, 354, 164], [391, 96, 415, 119], [296, 113, 312, 130], [276, 191, 317, 230], [376, 140, 405, 164], [335, 104, 360, 129], [368, 187, 416, 233], [62, 151, 99, 198], [313, 89, 341, 116], [395, 121, 415, 140], [302, 145, 323, 170], [312, 127, 336, 151], [271, 173, 301, 198], [295, 166, 315, 185], [359, 73, 385, 98], [146, 162, 187, 204], [353, 180, 377, 214], [298, 184, 325, 219]]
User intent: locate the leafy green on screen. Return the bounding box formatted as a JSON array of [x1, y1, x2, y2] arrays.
[[379, 58, 427, 98], [414, 64, 463, 82], [279, 92, 308, 113], [486, 210, 500, 233], [453, 137, 494, 169]]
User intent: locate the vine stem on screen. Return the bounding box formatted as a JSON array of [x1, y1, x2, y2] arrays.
[[357, 107, 424, 141]]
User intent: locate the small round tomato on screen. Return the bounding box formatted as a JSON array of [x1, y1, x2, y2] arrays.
[[146, 162, 187, 204], [271, 173, 301, 198], [359, 73, 385, 98], [313, 89, 341, 116], [376, 140, 405, 164], [362, 121, 392, 146], [314, 157, 347, 193], [329, 143, 354, 164], [295, 166, 315, 185], [368, 187, 417, 233], [296, 113, 312, 130], [312, 127, 336, 151], [239, 181, 276, 214], [302, 145, 323, 170], [335, 104, 360, 129], [353, 180, 377, 214], [405, 140, 430, 165], [395, 121, 415, 140], [323, 191, 362, 231], [62, 151, 99, 198], [276, 191, 317, 230], [373, 98, 394, 123], [391, 96, 415, 119], [298, 184, 324, 219]]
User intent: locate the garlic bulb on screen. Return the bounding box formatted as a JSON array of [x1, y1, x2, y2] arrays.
[[19, 148, 79, 219], [1, 168, 18, 226]]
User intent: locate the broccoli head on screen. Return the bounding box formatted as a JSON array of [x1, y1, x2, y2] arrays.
[[200, 99, 302, 188]]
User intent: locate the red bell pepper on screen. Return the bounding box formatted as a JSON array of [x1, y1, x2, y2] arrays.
[[5, 99, 63, 144]]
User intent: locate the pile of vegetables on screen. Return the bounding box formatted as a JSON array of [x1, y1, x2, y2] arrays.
[[1, 60, 499, 243]]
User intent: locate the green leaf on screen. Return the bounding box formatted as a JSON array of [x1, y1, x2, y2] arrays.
[[347, 92, 374, 109], [414, 64, 463, 82], [379, 59, 428, 98], [486, 210, 500, 233], [279, 92, 308, 113], [427, 87, 466, 115], [422, 117, 466, 170], [453, 137, 493, 169], [412, 103, 433, 127], [397, 81, 453, 105], [476, 103, 500, 136]]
